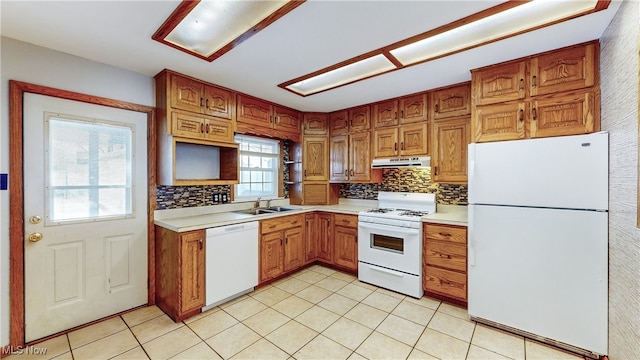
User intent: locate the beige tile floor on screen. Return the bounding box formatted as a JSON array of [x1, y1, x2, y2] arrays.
[[9, 265, 584, 360]]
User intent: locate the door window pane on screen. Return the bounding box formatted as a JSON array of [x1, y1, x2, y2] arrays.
[[47, 115, 134, 222]]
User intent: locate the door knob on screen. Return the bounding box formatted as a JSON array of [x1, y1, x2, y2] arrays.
[[29, 215, 42, 224], [28, 233, 43, 242]]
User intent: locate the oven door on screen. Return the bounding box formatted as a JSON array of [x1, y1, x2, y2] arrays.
[[357, 221, 421, 275]]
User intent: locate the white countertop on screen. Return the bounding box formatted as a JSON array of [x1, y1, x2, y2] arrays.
[[154, 198, 467, 232]]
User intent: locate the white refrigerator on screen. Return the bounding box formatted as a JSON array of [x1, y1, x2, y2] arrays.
[[467, 132, 608, 357]]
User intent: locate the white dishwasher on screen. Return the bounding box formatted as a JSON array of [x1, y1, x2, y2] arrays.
[[204, 221, 259, 310]]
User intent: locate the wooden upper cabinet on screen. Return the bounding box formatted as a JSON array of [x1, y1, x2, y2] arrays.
[[530, 43, 596, 97], [473, 101, 526, 142], [349, 105, 371, 132], [373, 128, 398, 158], [237, 95, 301, 140], [373, 99, 399, 128], [530, 91, 598, 138], [329, 134, 349, 182], [432, 117, 470, 184], [349, 131, 372, 182], [237, 94, 272, 127], [171, 112, 235, 143], [329, 110, 349, 134], [274, 105, 301, 134], [303, 113, 328, 136], [472, 61, 526, 106], [303, 137, 329, 181], [399, 93, 429, 124], [432, 83, 471, 120], [399, 123, 428, 156], [170, 73, 234, 119]]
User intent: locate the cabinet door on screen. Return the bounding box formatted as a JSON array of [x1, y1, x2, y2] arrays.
[[274, 106, 301, 135], [329, 134, 349, 182], [373, 128, 398, 158], [237, 94, 273, 128], [171, 112, 205, 140], [304, 213, 317, 262], [373, 99, 399, 128], [472, 61, 526, 106], [329, 110, 349, 134], [180, 231, 205, 313], [432, 83, 471, 120], [204, 117, 235, 143], [283, 226, 305, 272], [317, 213, 333, 262], [399, 123, 428, 156], [424, 266, 467, 301], [432, 117, 470, 183], [334, 225, 358, 271], [303, 113, 328, 136], [472, 101, 526, 143], [349, 106, 371, 132], [349, 132, 372, 182], [399, 93, 428, 124], [170, 74, 203, 114], [530, 91, 597, 138], [203, 85, 234, 119], [530, 43, 596, 97], [260, 232, 284, 282], [303, 137, 329, 181]]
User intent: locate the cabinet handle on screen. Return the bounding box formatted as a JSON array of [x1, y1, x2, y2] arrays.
[[304, 169, 308, 177], [205, 124, 210, 133], [200, 123, 204, 133], [200, 98, 204, 107], [439, 253, 451, 259], [519, 78, 524, 92], [401, 142, 404, 150], [205, 99, 209, 108], [519, 109, 524, 122], [394, 142, 398, 151], [280, 238, 283, 245], [350, 169, 354, 176], [285, 237, 288, 244], [270, 116, 273, 123], [532, 108, 537, 121], [350, 119, 353, 128], [290, 220, 298, 225], [342, 219, 350, 223], [269, 224, 277, 229], [345, 170, 348, 176], [439, 279, 453, 286], [532, 75, 537, 88], [199, 239, 203, 250], [400, 110, 404, 119], [434, 166, 438, 176], [394, 111, 397, 120], [435, 103, 439, 113], [438, 232, 452, 237]]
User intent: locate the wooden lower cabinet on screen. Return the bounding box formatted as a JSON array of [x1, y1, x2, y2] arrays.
[[304, 213, 318, 262], [155, 227, 205, 322], [316, 213, 334, 264], [333, 214, 358, 271], [423, 223, 468, 305], [259, 214, 304, 283]]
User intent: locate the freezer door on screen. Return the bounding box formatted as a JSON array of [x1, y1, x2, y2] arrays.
[[468, 132, 608, 210], [468, 205, 607, 355]]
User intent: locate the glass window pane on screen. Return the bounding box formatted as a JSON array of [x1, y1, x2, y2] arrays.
[[234, 135, 279, 199], [250, 171, 263, 182]]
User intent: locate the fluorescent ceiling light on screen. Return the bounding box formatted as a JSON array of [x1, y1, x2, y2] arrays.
[[280, 0, 608, 97], [285, 54, 397, 96], [390, 0, 599, 65], [153, 0, 304, 62]]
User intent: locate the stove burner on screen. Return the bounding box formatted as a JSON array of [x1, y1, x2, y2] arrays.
[[398, 210, 431, 217], [367, 208, 394, 214]]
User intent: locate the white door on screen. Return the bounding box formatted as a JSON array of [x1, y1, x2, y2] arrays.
[[23, 93, 148, 342]]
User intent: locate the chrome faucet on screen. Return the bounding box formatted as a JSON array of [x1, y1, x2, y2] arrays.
[[266, 199, 272, 208], [254, 197, 261, 208]]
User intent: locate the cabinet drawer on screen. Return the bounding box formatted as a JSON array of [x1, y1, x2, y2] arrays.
[[424, 266, 467, 301], [261, 214, 303, 234], [425, 241, 466, 272], [334, 214, 357, 228], [424, 224, 466, 244]]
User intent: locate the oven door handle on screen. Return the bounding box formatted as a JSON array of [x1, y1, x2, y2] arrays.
[[358, 223, 419, 236]]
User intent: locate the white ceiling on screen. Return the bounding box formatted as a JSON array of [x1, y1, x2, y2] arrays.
[[0, 1, 622, 112]]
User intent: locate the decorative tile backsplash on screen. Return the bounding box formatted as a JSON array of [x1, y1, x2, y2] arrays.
[[339, 168, 468, 205], [156, 185, 231, 210]]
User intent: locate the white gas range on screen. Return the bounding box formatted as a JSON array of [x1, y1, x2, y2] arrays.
[[357, 191, 436, 298]]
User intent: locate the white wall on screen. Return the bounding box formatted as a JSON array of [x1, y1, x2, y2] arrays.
[[0, 36, 154, 346], [599, 0, 640, 359]]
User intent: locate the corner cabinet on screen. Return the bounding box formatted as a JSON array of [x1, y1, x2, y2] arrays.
[[423, 223, 467, 306], [155, 227, 205, 322], [155, 69, 239, 186], [471, 41, 600, 143]]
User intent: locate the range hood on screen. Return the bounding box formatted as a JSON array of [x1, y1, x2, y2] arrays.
[[371, 156, 430, 168]]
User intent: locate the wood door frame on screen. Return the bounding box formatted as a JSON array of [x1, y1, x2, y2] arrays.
[[8, 80, 157, 348]]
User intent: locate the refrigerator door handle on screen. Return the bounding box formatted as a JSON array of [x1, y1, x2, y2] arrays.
[[468, 143, 476, 204], [468, 205, 475, 267]]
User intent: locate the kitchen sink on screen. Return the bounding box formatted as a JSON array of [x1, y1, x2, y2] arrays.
[[234, 206, 298, 216]]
